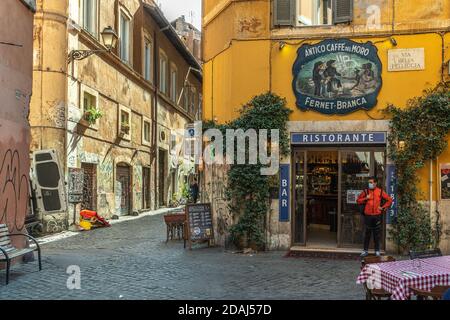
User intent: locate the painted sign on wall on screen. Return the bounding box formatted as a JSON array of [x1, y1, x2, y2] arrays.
[[386, 164, 398, 224], [293, 39, 382, 115], [292, 132, 387, 145], [279, 164, 290, 222], [388, 48, 425, 72]]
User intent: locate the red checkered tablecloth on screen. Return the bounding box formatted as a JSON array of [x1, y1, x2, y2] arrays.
[[357, 256, 450, 300]]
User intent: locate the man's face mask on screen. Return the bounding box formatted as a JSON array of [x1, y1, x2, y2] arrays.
[[368, 182, 375, 190]]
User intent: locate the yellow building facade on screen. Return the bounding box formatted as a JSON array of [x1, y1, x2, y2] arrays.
[[202, 0, 450, 253]]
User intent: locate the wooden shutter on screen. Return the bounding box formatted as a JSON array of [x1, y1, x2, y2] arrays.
[[21, 0, 37, 12], [333, 0, 353, 24], [273, 0, 296, 26]]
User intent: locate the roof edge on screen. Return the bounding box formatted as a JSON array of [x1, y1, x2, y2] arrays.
[[143, 2, 202, 80]]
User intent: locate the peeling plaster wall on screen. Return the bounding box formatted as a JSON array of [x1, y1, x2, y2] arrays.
[[30, 0, 68, 164], [0, 0, 34, 249], [202, 164, 231, 248]]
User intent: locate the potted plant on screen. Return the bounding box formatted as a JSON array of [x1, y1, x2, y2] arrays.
[[120, 122, 130, 134], [83, 107, 103, 126]]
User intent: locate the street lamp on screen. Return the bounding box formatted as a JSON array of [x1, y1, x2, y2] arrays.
[[101, 26, 118, 50], [68, 26, 118, 62]]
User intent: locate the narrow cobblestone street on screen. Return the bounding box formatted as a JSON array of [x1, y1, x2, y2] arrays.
[[0, 213, 364, 300]]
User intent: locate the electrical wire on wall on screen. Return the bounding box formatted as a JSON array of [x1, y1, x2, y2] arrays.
[[0, 41, 23, 47]]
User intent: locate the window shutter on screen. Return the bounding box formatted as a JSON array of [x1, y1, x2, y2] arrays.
[[333, 0, 353, 24], [273, 0, 296, 26]]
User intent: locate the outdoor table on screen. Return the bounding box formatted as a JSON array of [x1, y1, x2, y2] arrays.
[[357, 256, 450, 300], [164, 210, 186, 243]]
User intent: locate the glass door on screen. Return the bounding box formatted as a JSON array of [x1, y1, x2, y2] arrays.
[[338, 149, 386, 248], [292, 150, 306, 245]]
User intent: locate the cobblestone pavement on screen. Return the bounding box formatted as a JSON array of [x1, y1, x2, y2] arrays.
[[0, 213, 365, 300]]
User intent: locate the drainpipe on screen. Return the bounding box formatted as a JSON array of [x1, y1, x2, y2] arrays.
[[436, 156, 441, 246], [429, 159, 433, 215], [153, 28, 159, 209]]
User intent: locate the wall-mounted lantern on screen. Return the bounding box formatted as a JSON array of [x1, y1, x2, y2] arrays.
[[68, 26, 118, 62]]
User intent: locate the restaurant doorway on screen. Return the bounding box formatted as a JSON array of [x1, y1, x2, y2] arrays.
[[292, 147, 386, 249]]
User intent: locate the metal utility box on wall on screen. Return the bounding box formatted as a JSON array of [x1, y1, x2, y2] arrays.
[[31, 150, 67, 215]]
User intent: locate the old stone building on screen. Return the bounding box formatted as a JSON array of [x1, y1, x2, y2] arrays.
[[171, 15, 202, 62], [30, 0, 202, 233]]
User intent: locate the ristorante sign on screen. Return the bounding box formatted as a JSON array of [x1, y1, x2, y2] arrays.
[[292, 39, 382, 115], [291, 132, 387, 145]]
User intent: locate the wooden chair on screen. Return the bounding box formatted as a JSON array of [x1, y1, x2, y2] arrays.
[[409, 248, 442, 260], [361, 255, 396, 300], [0, 224, 42, 285], [409, 285, 450, 300], [361, 255, 396, 268]]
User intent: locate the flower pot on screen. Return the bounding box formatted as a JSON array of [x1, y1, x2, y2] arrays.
[[120, 126, 130, 135], [79, 114, 90, 127]]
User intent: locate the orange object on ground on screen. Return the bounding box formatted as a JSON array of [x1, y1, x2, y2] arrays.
[[80, 210, 111, 228]]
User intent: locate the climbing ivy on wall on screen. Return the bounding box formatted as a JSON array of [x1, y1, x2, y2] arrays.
[[205, 93, 291, 250], [384, 83, 450, 252]]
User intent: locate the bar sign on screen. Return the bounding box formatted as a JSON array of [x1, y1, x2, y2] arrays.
[[386, 164, 398, 224], [279, 164, 290, 222]]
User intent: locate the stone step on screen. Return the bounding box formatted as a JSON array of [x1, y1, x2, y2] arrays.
[[286, 246, 385, 260]]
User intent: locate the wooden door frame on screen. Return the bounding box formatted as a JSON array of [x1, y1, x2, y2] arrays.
[[142, 166, 151, 210], [116, 163, 132, 216], [337, 148, 386, 249], [291, 150, 307, 246], [291, 146, 387, 249]]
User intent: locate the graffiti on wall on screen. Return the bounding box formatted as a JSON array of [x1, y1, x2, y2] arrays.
[[45, 100, 66, 128], [204, 164, 231, 246], [133, 165, 143, 210], [98, 159, 113, 193], [238, 17, 262, 34], [0, 148, 29, 232], [98, 192, 113, 218]]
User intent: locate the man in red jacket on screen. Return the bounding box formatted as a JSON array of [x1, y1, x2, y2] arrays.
[[357, 177, 393, 258]]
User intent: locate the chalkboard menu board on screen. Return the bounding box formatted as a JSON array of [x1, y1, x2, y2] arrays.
[[68, 168, 84, 204], [185, 203, 214, 249]]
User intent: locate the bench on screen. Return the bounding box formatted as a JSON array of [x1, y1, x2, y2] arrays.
[[0, 224, 42, 285]]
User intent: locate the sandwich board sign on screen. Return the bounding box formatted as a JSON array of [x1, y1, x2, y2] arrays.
[[185, 203, 214, 250]]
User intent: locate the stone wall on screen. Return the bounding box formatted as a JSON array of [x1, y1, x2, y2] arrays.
[[0, 0, 34, 246]]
